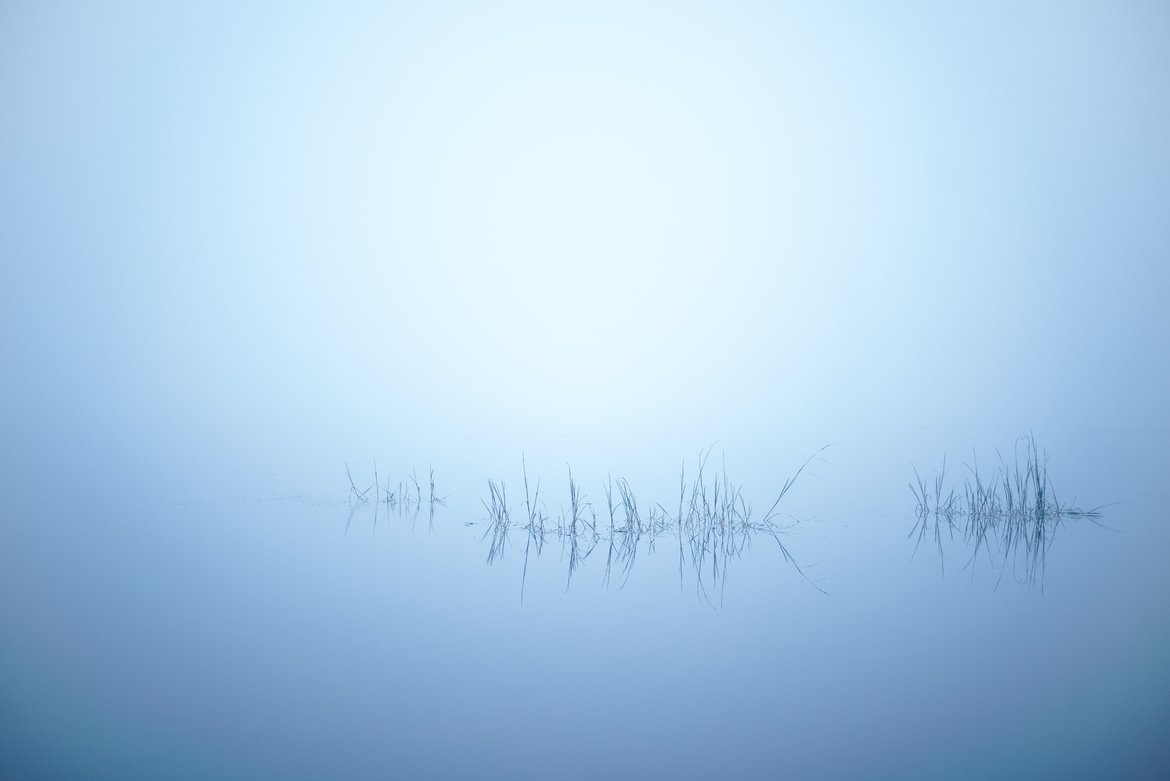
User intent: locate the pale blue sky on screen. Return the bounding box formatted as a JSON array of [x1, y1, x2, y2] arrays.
[[2, 1, 1168, 484]]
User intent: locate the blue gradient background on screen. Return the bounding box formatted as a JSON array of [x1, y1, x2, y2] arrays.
[[2, 3, 1169, 779]]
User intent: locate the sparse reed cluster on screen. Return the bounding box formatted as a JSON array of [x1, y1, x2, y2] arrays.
[[480, 449, 827, 604]]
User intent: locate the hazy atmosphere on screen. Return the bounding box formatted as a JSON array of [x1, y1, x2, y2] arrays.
[[3, 3, 1169, 779]]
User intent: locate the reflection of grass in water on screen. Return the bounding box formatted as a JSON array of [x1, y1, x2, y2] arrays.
[[483, 447, 829, 605], [481, 480, 509, 564], [910, 435, 1106, 589]]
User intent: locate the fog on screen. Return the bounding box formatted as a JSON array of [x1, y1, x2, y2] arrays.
[[2, 3, 1169, 779]]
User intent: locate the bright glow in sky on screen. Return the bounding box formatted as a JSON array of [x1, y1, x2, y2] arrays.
[[2, 2, 1168, 477]]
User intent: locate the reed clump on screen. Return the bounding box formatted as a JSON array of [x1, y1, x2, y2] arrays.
[[909, 435, 1103, 588]]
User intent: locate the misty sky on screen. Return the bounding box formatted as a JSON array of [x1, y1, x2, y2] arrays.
[[2, 1, 1168, 485]]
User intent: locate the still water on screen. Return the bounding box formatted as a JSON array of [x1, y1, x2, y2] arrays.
[[2, 426, 1167, 780]]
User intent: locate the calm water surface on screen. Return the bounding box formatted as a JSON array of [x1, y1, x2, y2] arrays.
[[2, 425, 1167, 780]]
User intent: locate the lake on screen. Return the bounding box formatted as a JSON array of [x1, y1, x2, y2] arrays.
[[2, 424, 1167, 779]]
